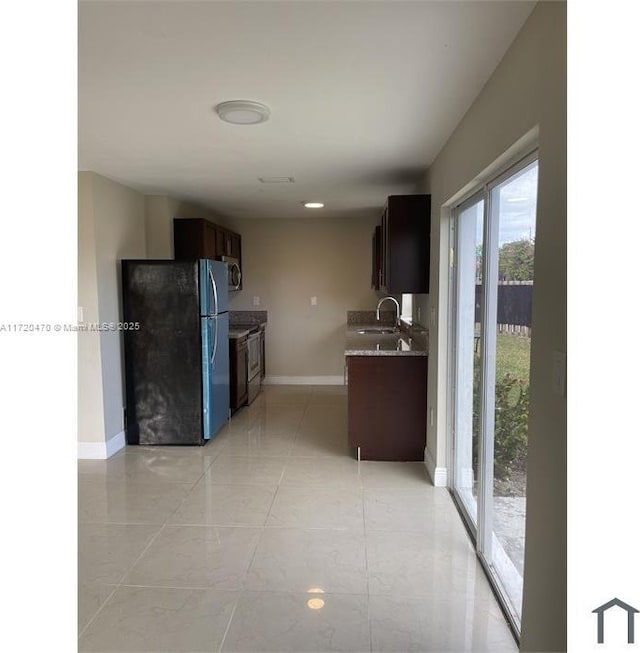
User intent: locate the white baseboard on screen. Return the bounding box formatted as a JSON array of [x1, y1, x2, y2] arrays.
[[424, 445, 448, 487], [78, 430, 126, 459], [264, 376, 345, 386]]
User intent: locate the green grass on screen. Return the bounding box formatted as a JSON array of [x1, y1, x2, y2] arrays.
[[475, 333, 531, 381], [496, 333, 530, 382], [494, 333, 531, 408]]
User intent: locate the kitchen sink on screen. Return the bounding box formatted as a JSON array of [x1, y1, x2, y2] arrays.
[[356, 327, 399, 335]]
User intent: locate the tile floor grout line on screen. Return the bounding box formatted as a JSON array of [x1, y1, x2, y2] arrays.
[[77, 583, 119, 641], [217, 592, 241, 653], [78, 521, 168, 639], [361, 469, 375, 653]]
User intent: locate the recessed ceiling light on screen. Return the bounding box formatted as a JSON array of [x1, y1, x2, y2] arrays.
[[304, 202, 324, 209], [215, 100, 270, 125]]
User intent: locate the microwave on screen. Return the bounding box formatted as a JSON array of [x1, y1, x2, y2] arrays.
[[218, 256, 242, 290]]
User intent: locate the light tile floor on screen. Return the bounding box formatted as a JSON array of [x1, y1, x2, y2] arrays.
[[78, 385, 517, 652]]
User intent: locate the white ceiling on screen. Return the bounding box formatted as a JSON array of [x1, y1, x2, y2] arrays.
[[78, 0, 535, 220]]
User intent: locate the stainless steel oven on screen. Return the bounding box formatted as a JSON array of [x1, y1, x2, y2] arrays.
[[246, 330, 261, 404]]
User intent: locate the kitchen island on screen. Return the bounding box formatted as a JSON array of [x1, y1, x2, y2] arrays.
[[345, 323, 428, 462]]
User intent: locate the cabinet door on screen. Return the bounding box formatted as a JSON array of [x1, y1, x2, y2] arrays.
[[214, 228, 227, 258], [371, 225, 382, 289], [381, 208, 388, 289], [230, 233, 242, 260], [174, 218, 206, 259], [383, 195, 430, 294], [230, 339, 248, 412], [347, 356, 427, 461], [203, 224, 218, 259]]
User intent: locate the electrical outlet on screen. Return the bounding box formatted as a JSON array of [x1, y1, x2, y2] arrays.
[[310, 296, 318, 306], [253, 296, 260, 306]]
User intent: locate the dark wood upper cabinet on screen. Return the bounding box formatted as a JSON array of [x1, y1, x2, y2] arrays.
[[229, 232, 242, 260], [377, 194, 431, 294], [173, 218, 208, 259], [371, 225, 382, 290], [173, 218, 243, 290], [204, 223, 218, 258]]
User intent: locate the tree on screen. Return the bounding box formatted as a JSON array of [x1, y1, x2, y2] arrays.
[[499, 239, 534, 281]]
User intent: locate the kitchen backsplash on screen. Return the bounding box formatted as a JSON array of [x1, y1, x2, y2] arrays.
[[229, 310, 268, 326], [347, 310, 396, 326]]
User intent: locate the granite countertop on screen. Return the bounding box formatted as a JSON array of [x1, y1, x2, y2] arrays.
[[344, 325, 428, 357], [229, 328, 252, 340], [229, 311, 267, 339]]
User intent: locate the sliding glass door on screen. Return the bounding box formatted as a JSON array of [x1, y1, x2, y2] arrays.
[[451, 192, 484, 532], [451, 153, 538, 632]]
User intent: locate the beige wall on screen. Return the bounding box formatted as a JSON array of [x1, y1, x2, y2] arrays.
[[144, 195, 173, 259], [92, 174, 147, 441], [143, 197, 380, 378], [78, 172, 106, 443], [78, 172, 146, 449], [226, 216, 380, 379], [423, 2, 566, 651]]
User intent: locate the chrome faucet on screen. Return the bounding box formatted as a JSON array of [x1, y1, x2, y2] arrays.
[[376, 296, 400, 327]]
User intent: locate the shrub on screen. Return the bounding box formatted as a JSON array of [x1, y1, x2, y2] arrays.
[[473, 371, 529, 480]]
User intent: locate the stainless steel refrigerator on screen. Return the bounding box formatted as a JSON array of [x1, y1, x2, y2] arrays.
[[121, 259, 230, 445]]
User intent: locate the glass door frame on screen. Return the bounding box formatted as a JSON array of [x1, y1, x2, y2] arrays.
[[449, 188, 485, 541], [448, 149, 539, 638]]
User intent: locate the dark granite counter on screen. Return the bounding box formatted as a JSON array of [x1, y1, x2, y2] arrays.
[[344, 324, 428, 357]]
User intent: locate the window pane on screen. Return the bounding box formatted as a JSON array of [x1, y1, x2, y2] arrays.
[[488, 160, 537, 620], [453, 197, 484, 529]]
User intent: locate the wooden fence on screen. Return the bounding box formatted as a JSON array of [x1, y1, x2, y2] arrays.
[[475, 281, 533, 336]]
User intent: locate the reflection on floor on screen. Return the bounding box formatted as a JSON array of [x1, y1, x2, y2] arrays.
[[78, 385, 517, 652]]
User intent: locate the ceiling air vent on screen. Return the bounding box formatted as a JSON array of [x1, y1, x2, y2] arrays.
[[258, 177, 295, 183]]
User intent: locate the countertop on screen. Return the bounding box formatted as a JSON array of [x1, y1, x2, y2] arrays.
[[229, 328, 253, 340], [344, 325, 428, 357]]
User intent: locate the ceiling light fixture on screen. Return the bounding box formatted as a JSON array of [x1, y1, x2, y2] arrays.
[[215, 100, 270, 125], [304, 202, 324, 209]]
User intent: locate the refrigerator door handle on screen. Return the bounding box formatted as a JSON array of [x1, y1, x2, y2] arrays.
[[211, 318, 218, 368], [209, 268, 219, 316]]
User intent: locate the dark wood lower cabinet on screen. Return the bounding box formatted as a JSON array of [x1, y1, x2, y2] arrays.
[[347, 355, 427, 461], [230, 336, 248, 414]]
